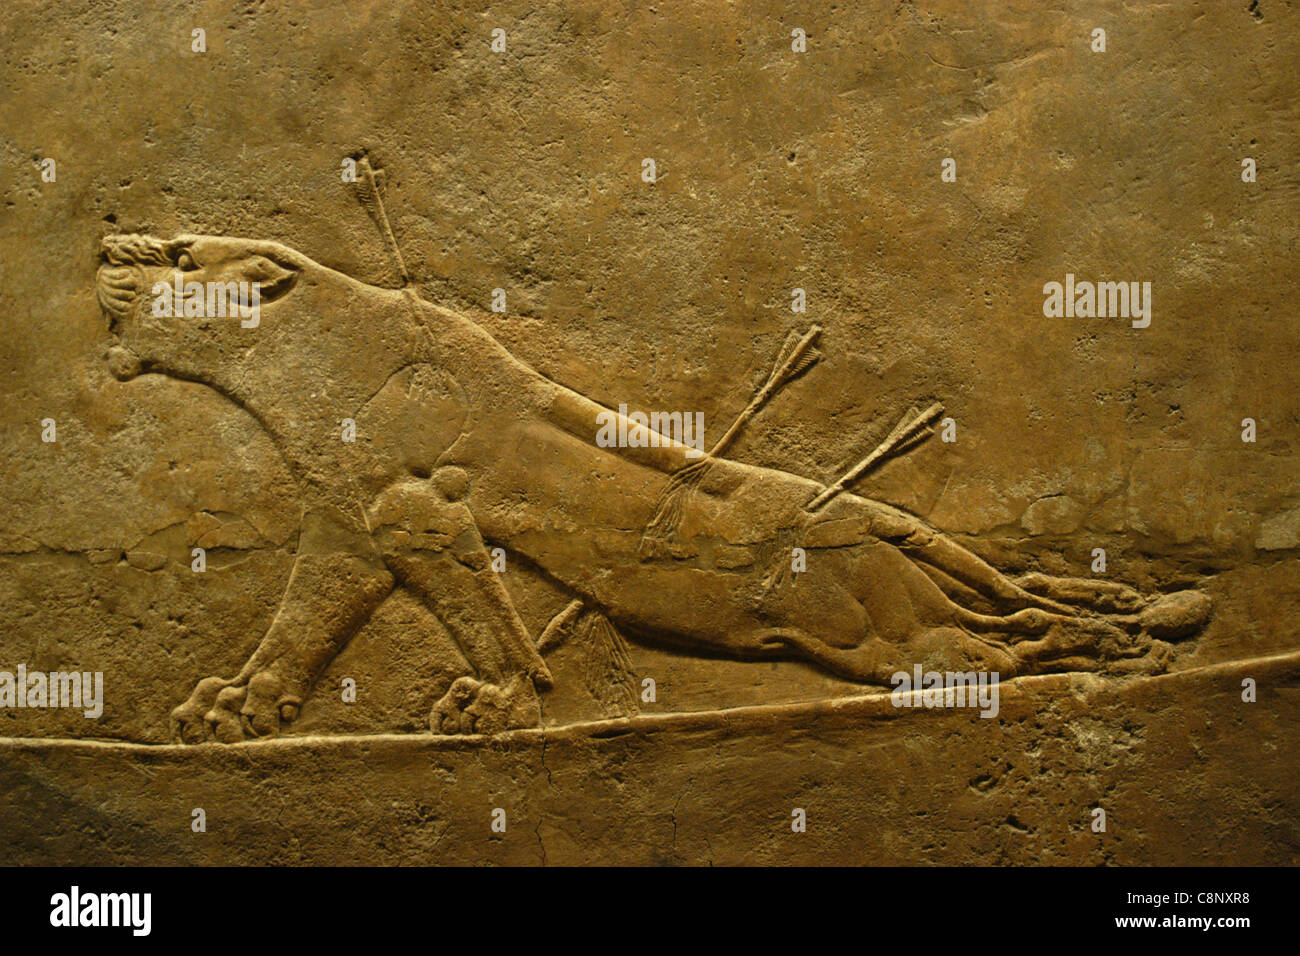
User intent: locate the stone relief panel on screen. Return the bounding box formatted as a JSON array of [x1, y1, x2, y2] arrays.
[[1, 0, 1296, 868]]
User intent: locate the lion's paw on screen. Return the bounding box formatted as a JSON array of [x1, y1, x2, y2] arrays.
[[171, 671, 302, 744], [1140, 590, 1212, 640], [429, 673, 540, 736]]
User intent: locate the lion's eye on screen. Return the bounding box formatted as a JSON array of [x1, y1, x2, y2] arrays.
[[177, 251, 198, 271]]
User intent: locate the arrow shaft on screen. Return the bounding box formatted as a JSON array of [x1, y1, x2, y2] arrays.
[[806, 403, 945, 512], [704, 326, 821, 459]]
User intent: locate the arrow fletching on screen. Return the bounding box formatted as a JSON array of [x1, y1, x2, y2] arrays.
[[805, 401, 945, 512]]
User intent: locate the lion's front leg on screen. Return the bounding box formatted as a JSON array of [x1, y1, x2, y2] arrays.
[[171, 508, 395, 744], [368, 470, 551, 736]]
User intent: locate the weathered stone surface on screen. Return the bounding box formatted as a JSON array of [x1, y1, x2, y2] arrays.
[[3, 653, 1296, 866], [0, 0, 1296, 864]]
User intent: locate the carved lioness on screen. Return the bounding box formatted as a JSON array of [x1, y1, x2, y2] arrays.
[[96, 233, 1211, 742]]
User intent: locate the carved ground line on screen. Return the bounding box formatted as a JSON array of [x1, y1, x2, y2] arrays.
[[2, 650, 1295, 755]]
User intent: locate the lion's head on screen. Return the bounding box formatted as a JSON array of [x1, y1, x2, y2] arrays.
[[96, 233, 307, 382]]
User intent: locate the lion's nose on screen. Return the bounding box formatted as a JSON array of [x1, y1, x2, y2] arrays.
[[106, 345, 142, 381]]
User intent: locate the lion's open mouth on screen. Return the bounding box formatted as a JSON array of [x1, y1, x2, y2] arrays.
[[256, 270, 297, 305]]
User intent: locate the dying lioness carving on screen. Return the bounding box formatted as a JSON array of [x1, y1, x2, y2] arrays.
[[95, 231, 1211, 743]]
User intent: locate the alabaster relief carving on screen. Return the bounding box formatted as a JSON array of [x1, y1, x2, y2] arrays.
[[91, 161, 1212, 744]]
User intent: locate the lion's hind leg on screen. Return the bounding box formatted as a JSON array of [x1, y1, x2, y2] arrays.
[[848, 505, 1212, 669], [752, 538, 1023, 683], [1014, 572, 1144, 613], [1016, 572, 1211, 640], [367, 470, 550, 736], [754, 625, 1019, 686]]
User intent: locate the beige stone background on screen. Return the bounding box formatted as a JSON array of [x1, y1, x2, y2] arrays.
[[0, 0, 1297, 764]]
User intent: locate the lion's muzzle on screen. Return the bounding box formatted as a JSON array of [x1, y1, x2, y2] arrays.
[[105, 345, 142, 381]]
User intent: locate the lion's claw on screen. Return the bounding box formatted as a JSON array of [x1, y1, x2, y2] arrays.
[[173, 671, 302, 744], [429, 673, 541, 736]]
